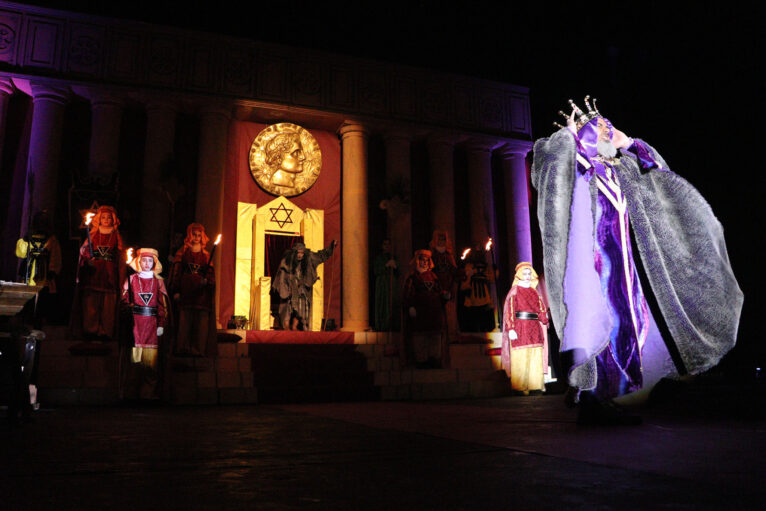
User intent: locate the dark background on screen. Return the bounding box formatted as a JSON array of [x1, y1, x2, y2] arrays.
[[21, 0, 764, 373]]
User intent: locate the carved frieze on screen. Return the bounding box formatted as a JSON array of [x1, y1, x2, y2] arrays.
[[0, 8, 21, 66], [23, 15, 63, 70], [66, 23, 104, 76]]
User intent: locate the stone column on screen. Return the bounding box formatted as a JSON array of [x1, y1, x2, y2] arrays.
[[0, 79, 15, 167], [338, 122, 369, 331], [499, 142, 534, 270], [140, 101, 177, 253], [88, 93, 124, 181], [20, 84, 70, 234], [465, 140, 500, 330], [427, 134, 456, 243], [196, 104, 232, 328], [383, 132, 412, 280]]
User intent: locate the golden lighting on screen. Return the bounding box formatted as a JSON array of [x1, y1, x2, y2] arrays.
[[84, 212, 95, 226], [485, 238, 493, 251], [126, 248, 134, 265], [214, 234, 222, 245], [461, 248, 471, 260]]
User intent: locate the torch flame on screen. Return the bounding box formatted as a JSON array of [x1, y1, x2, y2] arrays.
[[214, 234, 222, 245], [126, 248, 134, 265], [485, 238, 493, 251], [84, 212, 95, 226], [461, 248, 471, 260]]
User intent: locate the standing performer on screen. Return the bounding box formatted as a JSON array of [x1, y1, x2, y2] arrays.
[[122, 248, 169, 400], [533, 97, 742, 423], [373, 238, 399, 331], [429, 230, 460, 341], [403, 249, 448, 368], [72, 205, 124, 341], [501, 262, 549, 395], [273, 240, 337, 331], [460, 248, 495, 332], [169, 223, 217, 357]]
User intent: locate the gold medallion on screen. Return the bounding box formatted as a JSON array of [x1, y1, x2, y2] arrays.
[[248, 123, 322, 197]]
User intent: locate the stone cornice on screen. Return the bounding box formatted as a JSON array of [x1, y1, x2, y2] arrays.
[[0, 1, 531, 139]]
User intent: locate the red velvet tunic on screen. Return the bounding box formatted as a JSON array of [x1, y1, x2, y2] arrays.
[[403, 270, 444, 333], [170, 248, 214, 310], [123, 274, 168, 348], [79, 230, 122, 292], [505, 286, 548, 349]]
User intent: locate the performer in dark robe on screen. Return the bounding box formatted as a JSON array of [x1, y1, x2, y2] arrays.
[[273, 240, 337, 331], [169, 223, 217, 357], [122, 248, 169, 400], [460, 248, 495, 332], [373, 238, 399, 331], [533, 97, 742, 421], [72, 205, 125, 341], [501, 262, 549, 394], [403, 249, 448, 368], [429, 230, 460, 341]]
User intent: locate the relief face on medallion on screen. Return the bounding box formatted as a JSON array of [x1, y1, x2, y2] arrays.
[[249, 123, 322, 197]]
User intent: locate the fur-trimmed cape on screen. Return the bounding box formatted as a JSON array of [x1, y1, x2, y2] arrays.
[[532, 128, 742, 390]]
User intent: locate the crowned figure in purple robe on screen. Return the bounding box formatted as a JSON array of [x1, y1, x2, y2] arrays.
[[532, 97, 742, 422]]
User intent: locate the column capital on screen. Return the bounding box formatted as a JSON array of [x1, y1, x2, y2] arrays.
[[0, 78, 15, 96], [144, 98, 179, 115], [496, 140, 533, 160], [199, 101, 234, 120], [71, 86, 124, 108], [463, 137, 500, 154], [29, 83, 70, 105], [338, 121, 368, 139], [426, 132, 459, 149]]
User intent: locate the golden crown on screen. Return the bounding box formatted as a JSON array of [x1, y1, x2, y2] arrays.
[[553, 95, 602, 130]]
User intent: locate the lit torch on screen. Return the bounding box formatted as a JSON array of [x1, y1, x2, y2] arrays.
[[485, 238, 493, 252], [460, 248, 471, 261], [126, 248, 134, 266], [203, 234, 222, 275], [84, 212, 95, 258]]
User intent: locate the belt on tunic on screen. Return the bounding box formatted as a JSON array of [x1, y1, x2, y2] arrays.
[[515, 311, 539, 320], [93, 254, 114, 261], [132, 305, 158, 316]]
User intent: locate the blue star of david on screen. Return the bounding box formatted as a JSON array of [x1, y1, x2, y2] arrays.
[[269, 203, 294, 228]]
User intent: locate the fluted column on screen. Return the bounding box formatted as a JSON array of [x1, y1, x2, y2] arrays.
[[20, 84, 70, 234], [197, 104, 232, 328], [0, 79, 14, 167], [499, 142, 534, 269], [427, 134, 456, 242], [383, 132, 412, 279], [88, 93, 124, 180], [466, 140, 499, 330], [339, 122, 369, 331], [140, 101, 177, 253]]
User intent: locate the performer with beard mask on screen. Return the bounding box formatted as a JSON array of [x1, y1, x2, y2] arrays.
[[532, 97, 742, 424], [273, 240, 337, 331]]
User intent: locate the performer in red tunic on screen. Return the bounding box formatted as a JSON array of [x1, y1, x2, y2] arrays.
[[122, 248, 169, 400], [73, 205, 124, 341], [501, 262, 549, 394], [403, 249, 448, 368], [169, 223, 217, 357]]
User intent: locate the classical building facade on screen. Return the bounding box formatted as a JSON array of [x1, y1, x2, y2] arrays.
[[0, 1, 534, 331]]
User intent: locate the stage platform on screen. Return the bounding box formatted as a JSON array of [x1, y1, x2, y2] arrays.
[[33, 327, 514, 406]]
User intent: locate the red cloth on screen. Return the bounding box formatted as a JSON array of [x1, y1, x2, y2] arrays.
[[430, 249, 459, 295], [123, 274, 169, 348], [78, 230, 123, 292], [504, 286, 548, 349], [403, 270, 444, 332], [244, 330, 353, 344], [170, 248, 214, 310], [220, 122, 341, 327]]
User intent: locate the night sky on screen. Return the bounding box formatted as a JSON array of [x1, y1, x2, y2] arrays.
[[20, 1, 765, 369]]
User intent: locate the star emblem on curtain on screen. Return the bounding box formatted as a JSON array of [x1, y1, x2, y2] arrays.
[[269, 203, 294, 228]]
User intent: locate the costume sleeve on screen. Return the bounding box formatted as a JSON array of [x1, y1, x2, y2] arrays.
[[121, 275, 131, 304], [273, 267, 290, 299], [537, 290, 548, 326], [625, 138, 670, 172], [314, 243, 335, 264], [79, 239, 92, 261], [158, 279, 169, 327], [15, 239, 28, 258]]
